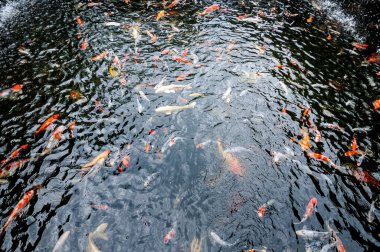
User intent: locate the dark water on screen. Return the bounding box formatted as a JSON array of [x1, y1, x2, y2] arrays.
[[0, 0, 379, 251]]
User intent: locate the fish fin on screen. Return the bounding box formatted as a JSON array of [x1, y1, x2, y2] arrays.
[[293, 217, 306, 225], [92, 223, 108, 240]]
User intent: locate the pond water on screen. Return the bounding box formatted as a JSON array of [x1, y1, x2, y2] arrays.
[[0, 0, 379, 251]]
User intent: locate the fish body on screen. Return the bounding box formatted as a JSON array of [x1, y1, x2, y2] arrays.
[[103, 22, 123, 27], [199, 4, 219, 16], [172, 55, 192, 64], [52, 231, 70, 252], [0, 187, 39, 236], [222, 87, 232, 103], [217, 140, 245, 176], [258, 199, 275, 218], [1, 144, 28, 165], [299, 128, 311, 151], [156, 10, 165, 21], [164, 228, 175, 244], [87, 223, 108, 252], [155, 84, 191, 93], [307, 152, 332, 164], [209, 231, 237, 247], [155, 102, 196, 114], [136, 96, 143, 114], [90, 51, 109, 61], [81, 150, 111, 179], [144, 172, 159, 188], [294, 197, 317, 224], [367, 200, 376, 223], [76, 16, 84, 27], [42, 126, 65, 155], [138, 91, 150, 102], [296, 229, 329, 239], [0, 159, 29, 178], [146, 30, 157, 44], [81, 38, 88, 50], [326, 223, 345, 252], [374, 99, 380, 110], [320, 123, 344, 131], [35, 114, 59, 136], [0, 84, 24, 98]]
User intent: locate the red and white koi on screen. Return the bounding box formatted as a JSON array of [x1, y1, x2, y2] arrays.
[[42, 126, 65, 155], [257, 199, 275, 218], [0, 159, 29, 178], [164, 227, 175, 244], [294, 197, 317, 224], [35, 114, 60, 137], [1, 144, 28, 165], [0, 84, 24, 98]]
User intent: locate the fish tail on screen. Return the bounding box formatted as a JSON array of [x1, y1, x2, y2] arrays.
[[293, 217, 306, 225], [0, 217, 13, 237], [92, 223, 108, 241], [188, 102, 196, 108]]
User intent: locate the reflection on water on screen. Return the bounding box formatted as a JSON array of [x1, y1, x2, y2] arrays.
[[0, 0, 379, 251]]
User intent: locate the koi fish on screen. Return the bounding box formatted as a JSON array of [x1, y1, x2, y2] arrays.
[[176, 73, 191, 81], [306, 16, 313, 23], [352, 42, 369, 50], [367, 199, 377, 223], [52, 231, 70, 252], [294, 197, 317, 224], [0, 185, 41, 236], [155, 83, 192, 93], [164, 228, 175, 244], [145, 142, 150, 153], [156, 10, 165, 21], [327, 34, 332, 41], [146, 30, 157, 44], [296, 229, 329, 239], [326, 222, 345, 252], [87, 223, 108, 252], [90, 204, 109, 210], [1, 144, 28, 165], [299, 128, 311, 151], [182, 49, 188, 57], [0, 159, 29, 178], [307, 152, 332, 164], [90, 51, 109, 61], [188, 93, 204, 98], [345, 135, 364, 157], [138, 91, 150, 102], [216, 140, 246, 176], [42, 126, 65, 155], [198, 4, 219, 16], [209, 231, 237, 247], [166, 0, 177, 9], [190, 236, 203, 252], [196, 140, 212, 149], [80, 150, 110, 179], [374, 99, 380, 110], [155, 102, 196, 114], [144, 172, 159, 188], [76, 16, 84, 27], [0, 84, 24, 98], [35, 114, 59, 136], [81, 38, 88, 50], [68, 120, 76, 137], [136, 96, 143, 114], [351, 169, 380, 187], [173, 55, 192, 64], [257, 199, 275, 218], [314, 128, 321, 142], [222, 86, 232, 103], [320, 123, 344, 131]]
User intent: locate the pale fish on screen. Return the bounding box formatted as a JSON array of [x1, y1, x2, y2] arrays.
[[191, 52, 199, 64], [222, 87, 232, 103], [188, 93, 204, 98], [155, 102, 196, 114], [279, 81, 289, 96], [170, 24, 180, 32], [154, 84, 192, 93], [103, 22, 122, 27], [144, 172, 159, 188], [367, 199, 377, 223], [161, 137, 185, 153], [52, 231, 70, 252], [0, 179, 8, 185], [320, 242, 338, 252], [136, 96, 143, 114], [209, 231, 237, 247], [239, 17, 262, 23], [295, 229, 330, 239], [138, 91, 150, 102], [87, 223, 108, 252], [190, 236, 203, 252]]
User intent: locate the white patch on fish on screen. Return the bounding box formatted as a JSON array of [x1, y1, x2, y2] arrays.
[[296, 229, 330, 239], [209, 231, 238, 247], [155, 102, 196, 115], [87, 223, 108, 252], [52, 231, 70, 252], [136, 96, 143, 114], [139, 91, 150, 102]]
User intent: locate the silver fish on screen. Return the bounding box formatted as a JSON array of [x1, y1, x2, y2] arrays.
[[136, 96, 143, 114], [155, 102, 196, 114], [154, 84, 192, 93], [52, 231, 70, 252], [144, 172, 159, 188], [222, 87, 232, 103], [209, 231, 237, 247], [87, 223, 108, 252], [138, 91, 150, 102], [367, 199, 377, 223], [295, 229, 330, 239]]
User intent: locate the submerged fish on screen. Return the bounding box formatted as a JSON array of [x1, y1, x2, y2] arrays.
[[81, 150, 110, 180], [222, 87, 232, 103], [52, 231, 70, 252], [138, 90, 150, 102], [216, 140, 245, 176], [190, 236, 203, 252], [42, 126, 65, 155], [35, 114, 59, 136], [326, 222, 345, 252], [296, 229, 330, 239], [1, 144, 28, 165], [0, 185, 41, 236], [144, 172, 159, 188], [164, 228, 175, 244], [258, 199, 275, 218], [198, 4, 219, 16], [294, 197, 317, 224], [0, 84, 24, 98], [87, 223, 108, 252], [0, 159, 29, 178], [209, 231, 237, 247], [136, 96, 143, 114], [155, 84, 191, 93], [156, 102, 196, 114], [90, 51, 109, 61], [367, 199, 377, 223]]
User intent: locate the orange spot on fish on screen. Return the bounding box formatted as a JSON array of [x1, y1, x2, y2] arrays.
[[76, 16, 84, 27], [145, 143, 150, 153], [81, 38, 88, 50], [35, 114, 59, 137], [90, 51, 109, 61], [374, 99, 380, 110], [306, 16, 313, 23], [198, 4, 219, 16], [10, 84, 23, 91]]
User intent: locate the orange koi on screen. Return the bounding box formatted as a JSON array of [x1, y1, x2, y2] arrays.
[[0, 84, 24, 98], [165, 0, 177, 9], [1, 144, 28, 165], [146, 30, 157, 44], [90, 51, 109, 61], [145, 143, 150, 153], [148, 129, 156, 135], [294, 197, 317, 224], [161, 49, 172, 55], [327, 223, 346, 252], [376, 72, 380, 76], [327, 34, 332, 41], [0, 159, 29, 178], [306, 16, 313, 23], [374, 99, 380, 110], [182, 49, 188, 57], [237, 14, 250, 20], [352, 42, 368, 50], [0, 185, 41, 236], [81, 38, 88, 50], [198, 4, 219, 16], [35, 114, 59, 136], [275, 65, 283, 69], [217, 140, 246, 176], [351, 169, 380, 187], [299, 128, 311, 151], [314, 128, 321, 142], [257, 199, 275, 218], [76, 16, 84, 27], [10, 84, 23, 91], [80, 150, 110, 172], [173, 55, 191, 64], [307, 152, 331, 163], [176, 73, 191, 81], [281, 107, 287, 114], [345, 135, 364, 156], [68, 120, 76, 131], [164, 228, 175, 244], [156, 10, 165, 21], [367, 53, 379, 63]]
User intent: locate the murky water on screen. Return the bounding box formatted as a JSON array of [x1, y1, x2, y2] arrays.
[[0, 0, 379, 251]]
